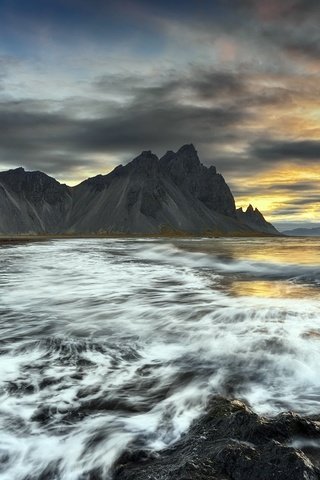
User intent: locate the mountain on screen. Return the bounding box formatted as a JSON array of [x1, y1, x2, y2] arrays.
[[282, 227, 320, 236], [0, 144, 279, 236], [236, 204, 279, 235], [0, 167, 72, 234]]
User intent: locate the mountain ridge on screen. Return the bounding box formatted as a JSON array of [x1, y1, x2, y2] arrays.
[[282, 226, 320, 236], [0, 144, 279, 236]]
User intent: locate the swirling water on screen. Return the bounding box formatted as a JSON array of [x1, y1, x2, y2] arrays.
[[0, 237, 320, 479]]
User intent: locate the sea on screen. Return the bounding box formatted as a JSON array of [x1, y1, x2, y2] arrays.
[[0, 237, 319, 479]]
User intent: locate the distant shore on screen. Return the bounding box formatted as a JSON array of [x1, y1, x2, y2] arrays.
[[0, 231, 283, 243]]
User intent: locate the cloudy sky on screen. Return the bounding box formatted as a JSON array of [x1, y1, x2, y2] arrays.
[[0, 0, 319, 229]]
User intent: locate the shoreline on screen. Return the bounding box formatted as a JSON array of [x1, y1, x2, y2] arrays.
[[0, 231, 283, 243]]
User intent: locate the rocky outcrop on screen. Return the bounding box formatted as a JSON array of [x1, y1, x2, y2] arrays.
[[0, 167, 72, 233], [0, 145, 280, 236], [112, 397, 320, 480], [236, 204, 279, 235], [159, 144, 236, 218]]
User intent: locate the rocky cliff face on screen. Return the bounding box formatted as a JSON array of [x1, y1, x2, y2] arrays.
[[0, 167, 72, 234], [236, 204, 279, 235], [159, 144, 236, 218], [0, 145, 279, 235]]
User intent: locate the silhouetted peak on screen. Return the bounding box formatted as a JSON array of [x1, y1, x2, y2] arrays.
[[161, 150, 175, 160], [0, 165, 68, 204], [177, 144, 197, 155], [132, 150, 158, 163], [126, 150, 159, 176], [236, 203, 279, 234], [0, 166, 55, 183], [246, 204, 254, 213], [0, 167, 25, 178], [160, 145, 200, 169], [245, 205, 264, 219], [175, 144, 201, 174]]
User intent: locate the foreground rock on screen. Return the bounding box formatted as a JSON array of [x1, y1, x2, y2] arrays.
[[113, 397, 320, 480]]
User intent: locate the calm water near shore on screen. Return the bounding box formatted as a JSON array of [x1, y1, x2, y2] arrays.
[[0, 237, 319, 479]]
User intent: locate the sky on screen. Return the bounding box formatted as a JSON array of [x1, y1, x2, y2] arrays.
[[0, 0, 319, 229]]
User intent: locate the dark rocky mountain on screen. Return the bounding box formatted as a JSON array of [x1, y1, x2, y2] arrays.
[[0, 167, 72, 234], [0, 144, 279, 235], [236, 204, 279, 235]]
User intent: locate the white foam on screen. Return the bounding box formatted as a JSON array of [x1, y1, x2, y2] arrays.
[[0, 238, 319, 478]]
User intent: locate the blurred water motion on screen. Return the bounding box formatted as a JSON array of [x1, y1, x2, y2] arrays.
[[0, 237, 319, 479]]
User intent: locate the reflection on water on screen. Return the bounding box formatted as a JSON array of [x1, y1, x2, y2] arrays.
[[229, 280, 320, 299], [176, 237, 320, 265], [0, 237, 319, 479]]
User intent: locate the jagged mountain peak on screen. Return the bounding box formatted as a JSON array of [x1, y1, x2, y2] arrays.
[[245, 204, 265, 219], [238, 204, 264, 216], [0, 145, 279, 236], [125, 150, 159, 174], [9, 166, 25, 173], [160, 145, 201, 176], [177, 143, 197, 156], [0, 165, 72, 234], [246, 204, 254, 213], [0, 165, 66, 194], [236, 204, 278, 235], [0, 166, 58, 181]]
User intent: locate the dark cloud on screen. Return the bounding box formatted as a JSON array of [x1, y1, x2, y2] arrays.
[[268, 182, 319, 192], [286, 195, 320, 206], [273, 208, 304, 216], [0, 0, 318, 227], [95, 69, 248, 103], [0, 82, 248, 179], [0, 67, 255, 176], [271, 192, 320, 217], [282, 35, 320, 61], [0, 62, 318, 186], [251, 140, 320, 161], [260, 23, 320, 62], [233, 0, 320, 22], [271, 0, 320, 22], [230, 181, 319, 197], [206, 0, 320, 63]]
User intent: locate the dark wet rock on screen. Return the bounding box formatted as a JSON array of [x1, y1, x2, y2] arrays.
[[112, 397, 320, 480]]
